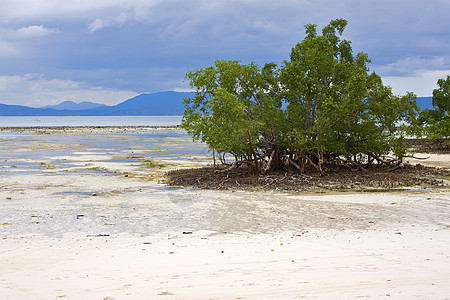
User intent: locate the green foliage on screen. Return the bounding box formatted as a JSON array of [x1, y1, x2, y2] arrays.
[[182, 60, 284, 167], [281, 19, 418, 162], [419, 75, 450, 145], [182, 19, 420, 173]]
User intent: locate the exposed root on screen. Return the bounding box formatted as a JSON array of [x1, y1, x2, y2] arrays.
[[167, 164, 449, 192]]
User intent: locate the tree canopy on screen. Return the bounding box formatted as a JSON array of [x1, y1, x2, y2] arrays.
[[182, 19, 419, 174], [419, 75, 450, 147]]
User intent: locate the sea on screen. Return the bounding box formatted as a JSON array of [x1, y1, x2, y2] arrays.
[[0, 116, 182, 127]]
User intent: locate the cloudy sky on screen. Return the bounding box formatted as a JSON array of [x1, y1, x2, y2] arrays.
[[1, 0, 449, 107]]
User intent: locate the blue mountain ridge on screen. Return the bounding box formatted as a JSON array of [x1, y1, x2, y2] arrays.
[[415, 97, 434, 110], [0, 91, 195, 116], [0, 93, 433, 116], [42, 101, 106, 110]]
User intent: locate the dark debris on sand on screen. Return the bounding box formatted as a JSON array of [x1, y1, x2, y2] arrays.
[[167, 164, 449, 192]]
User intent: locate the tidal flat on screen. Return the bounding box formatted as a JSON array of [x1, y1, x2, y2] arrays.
[[0, 127, 449, 299]]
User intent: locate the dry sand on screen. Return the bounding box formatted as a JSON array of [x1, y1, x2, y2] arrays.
[[0, 128, 449, 299]]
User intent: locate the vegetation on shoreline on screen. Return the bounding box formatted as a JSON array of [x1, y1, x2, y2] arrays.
[[182, 19, 449, 175], [417, 75, 450, 148]]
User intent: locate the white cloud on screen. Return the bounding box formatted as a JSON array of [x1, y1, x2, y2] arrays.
[[13, 25, 60, 38], [88, 13, 131, 32], [374, 56, 450, 96], [88, 19, 110, 32], [0, 74, 137, 107], [0, 41, 18, 57], [382, 70, 450, 97]]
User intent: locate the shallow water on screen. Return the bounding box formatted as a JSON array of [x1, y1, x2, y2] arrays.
[[0, 129, 211, 178], [0, 128, 449, 239]]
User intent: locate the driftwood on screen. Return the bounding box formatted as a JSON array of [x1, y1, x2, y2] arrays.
[[403, 155, 431, 160]]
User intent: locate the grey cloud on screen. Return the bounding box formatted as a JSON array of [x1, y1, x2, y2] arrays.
[[0, 0, 449, 103], [378, 56, 450, 76], [0, 0, 128, 21]]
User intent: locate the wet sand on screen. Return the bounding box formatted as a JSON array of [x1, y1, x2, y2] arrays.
[[0, 128, 449, 299]]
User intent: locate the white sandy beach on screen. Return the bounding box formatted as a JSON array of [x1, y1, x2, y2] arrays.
[[1, 128, 449, 299]]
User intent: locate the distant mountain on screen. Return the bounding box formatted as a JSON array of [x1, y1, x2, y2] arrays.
[[0, 91, 195, 116], [0, 92, 434, 116], [41, 101, 106, 110], [88, 91, 195, 116], [0, 104, 64, 116]]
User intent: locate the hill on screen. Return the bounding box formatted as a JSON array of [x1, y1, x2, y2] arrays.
[[0, 91, 194, 116], [42, 101, 106, 110], [0, 93, 433, 116], [415, 97, 433, 110], [89, 91, 194, 115], [0, 104, 65, 116]]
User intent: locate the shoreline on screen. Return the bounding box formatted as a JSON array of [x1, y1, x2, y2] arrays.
[[0, 125, 182, 134], [0, 125, 181, 130]]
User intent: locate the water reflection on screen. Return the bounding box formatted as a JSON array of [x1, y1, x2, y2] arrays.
[[0, 129, 211, 178]]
